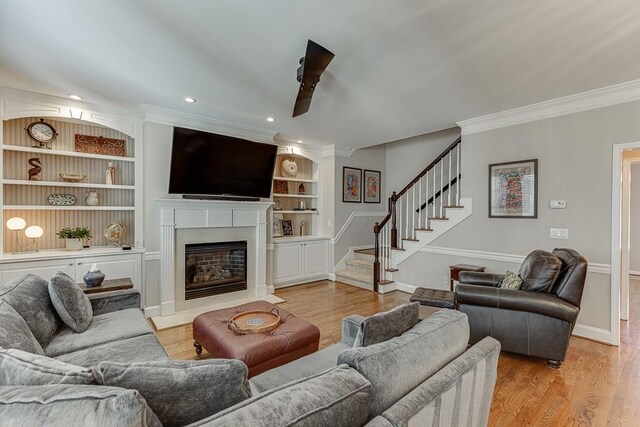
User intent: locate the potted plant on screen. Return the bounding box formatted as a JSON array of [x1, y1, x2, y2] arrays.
[[57, 227, 92, 251]]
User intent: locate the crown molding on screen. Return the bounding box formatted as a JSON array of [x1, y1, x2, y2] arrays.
[[320, 144, 356, 158], [141, 104, 277, 144], [457, 79, 640, 135]]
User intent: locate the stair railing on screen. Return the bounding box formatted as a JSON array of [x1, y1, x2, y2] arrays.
[[372, 136, 462, 291]]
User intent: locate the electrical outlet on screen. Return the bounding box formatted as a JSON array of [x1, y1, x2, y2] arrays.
[[549, 200, 567, 209], [550, 228, 569, 239]]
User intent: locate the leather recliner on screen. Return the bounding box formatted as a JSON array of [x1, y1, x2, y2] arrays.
[[455, 248, 587, 368]]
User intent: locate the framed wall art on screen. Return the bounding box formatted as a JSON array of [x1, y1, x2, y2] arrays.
[[281, 219, 294, 236], [272, 213, 284, 238], [363, 169, 381, 203], [489, 159, 538, 218], [342, 167, 362, 203]]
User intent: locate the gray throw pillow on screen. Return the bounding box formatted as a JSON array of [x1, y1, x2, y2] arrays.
[[0, 301, 43, 355], [48, 272, 93, 333], [500, 271, 523, 290], [0, 384, 160, 427], [95, 359, 251, 427], [0, 348, 95, 386], [191, 365, 371, 427], [353, 302, 420, 347]]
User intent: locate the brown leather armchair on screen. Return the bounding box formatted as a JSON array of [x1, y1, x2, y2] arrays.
[[455, 248, 587, 368]]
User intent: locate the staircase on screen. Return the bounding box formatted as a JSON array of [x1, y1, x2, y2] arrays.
[[334, 137, 472, 292]]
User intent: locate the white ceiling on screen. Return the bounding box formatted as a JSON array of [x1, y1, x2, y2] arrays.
[[2, 0, 640, 148]]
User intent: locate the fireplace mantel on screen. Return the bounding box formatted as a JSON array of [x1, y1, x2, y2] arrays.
[[156, 198, 273, 316]]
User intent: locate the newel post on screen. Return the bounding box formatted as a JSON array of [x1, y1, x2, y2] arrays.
[[373, 222, 380, 293], [390, 192, 398, 249]]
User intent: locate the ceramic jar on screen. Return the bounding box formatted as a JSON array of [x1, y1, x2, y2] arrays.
[[85, 191, 99, 206]]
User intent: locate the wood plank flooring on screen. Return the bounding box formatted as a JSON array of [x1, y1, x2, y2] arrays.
[[153, 279, 640, 426]]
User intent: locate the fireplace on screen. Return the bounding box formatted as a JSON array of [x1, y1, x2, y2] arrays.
[[184, 241, 247, 300]]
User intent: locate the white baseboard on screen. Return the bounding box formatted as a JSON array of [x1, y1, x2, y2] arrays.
[[572, 323, 613, 345], [144, 305, 160, 318], [328, 273, 336, 281], [395, 282, 417, 294]]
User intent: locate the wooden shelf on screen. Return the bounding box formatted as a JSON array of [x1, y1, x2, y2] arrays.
[[272, 193, 317, 199], [276, 210, 318, 214], [3, 205, 135, 211], [3, 179, 135, 190], [3, 145, 135, 162], [273, 176, 317, 183]]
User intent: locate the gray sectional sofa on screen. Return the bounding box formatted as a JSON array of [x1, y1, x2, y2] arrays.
[[0, 274, 500, 426]]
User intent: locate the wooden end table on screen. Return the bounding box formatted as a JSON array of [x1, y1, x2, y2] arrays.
[[79, 277, 133, 294], [449, 264, 486, 291]]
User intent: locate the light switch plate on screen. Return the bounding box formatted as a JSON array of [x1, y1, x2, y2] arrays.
[[549, 200, 567, 209], [550, 228, 569, 239]]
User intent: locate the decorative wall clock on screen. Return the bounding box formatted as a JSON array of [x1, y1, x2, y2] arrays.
[[26, 118, 57, 148]]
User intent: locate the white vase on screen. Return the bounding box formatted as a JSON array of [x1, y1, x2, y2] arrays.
[[85, 191, 99, 206], [65, 238, 83, 251]]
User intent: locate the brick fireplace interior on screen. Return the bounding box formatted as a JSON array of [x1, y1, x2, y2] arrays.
[[184, 241, 247, 300]]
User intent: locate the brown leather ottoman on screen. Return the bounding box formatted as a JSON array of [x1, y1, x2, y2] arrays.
[[192, 300, 320, 377]]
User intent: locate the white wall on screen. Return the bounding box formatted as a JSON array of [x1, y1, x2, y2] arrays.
[[142, 122, 173, 308], [399, 100, 640, 335], [630, 163, 640, 273]]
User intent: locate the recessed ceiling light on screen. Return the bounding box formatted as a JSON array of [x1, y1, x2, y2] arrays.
[[184, 97, 196, 103], [68, 94, 83, 100], [266, 117, 275, 122], [297, 140, 303, 143]]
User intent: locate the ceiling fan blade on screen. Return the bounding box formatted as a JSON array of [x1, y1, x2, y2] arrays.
[[292, 40, 335, 118], [303, 40, 335, 76], [293, 89, 313, 117]]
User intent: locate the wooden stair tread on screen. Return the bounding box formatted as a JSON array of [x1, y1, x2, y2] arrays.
[[401, 237, 419, 241], [377, 280, 394, 285], [415, 228, 433, 232], [391, 247, 406, 251], [428, 217, 449, 220], [354, 248, 375, 255], [443, 205, 464, 209], [385, 268, 399, 272]]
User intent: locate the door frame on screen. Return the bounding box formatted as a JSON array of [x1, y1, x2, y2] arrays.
[[611, 141, 640, 346]]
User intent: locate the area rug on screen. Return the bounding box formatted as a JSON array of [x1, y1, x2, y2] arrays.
[[150, 294, 285, 331]]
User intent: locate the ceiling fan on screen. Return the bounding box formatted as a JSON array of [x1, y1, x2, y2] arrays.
[[292, 39, 335, 117]]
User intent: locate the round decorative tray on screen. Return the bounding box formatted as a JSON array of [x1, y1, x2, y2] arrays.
[[228, 309, 281, 335]]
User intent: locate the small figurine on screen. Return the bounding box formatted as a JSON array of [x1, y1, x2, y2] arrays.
[[298, 183, 305, 194], [106, 162, 115, 185], [300, 220, 306, 237], [28, 157, 42, 181]]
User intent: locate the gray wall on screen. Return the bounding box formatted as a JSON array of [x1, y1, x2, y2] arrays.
[[385, 127, 460, 198], [631, 163, 640, 272], [401, 100, 640, 332]]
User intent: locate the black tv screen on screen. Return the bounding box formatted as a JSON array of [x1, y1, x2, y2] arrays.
[[169, 127, 277, 199]]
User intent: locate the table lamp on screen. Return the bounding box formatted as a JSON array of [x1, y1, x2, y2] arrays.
[[6, 217, 43, 254]]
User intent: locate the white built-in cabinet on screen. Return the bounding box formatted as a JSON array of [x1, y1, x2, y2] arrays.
[[0, 248, 144, 290], [273, 237, 329, 287]]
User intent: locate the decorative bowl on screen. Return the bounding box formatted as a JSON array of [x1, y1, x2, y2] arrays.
[[59, 173, 86, 183]]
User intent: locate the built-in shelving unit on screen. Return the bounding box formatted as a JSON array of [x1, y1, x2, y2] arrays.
[[1, 116, 137, 252], [272, 151, 319, 239]]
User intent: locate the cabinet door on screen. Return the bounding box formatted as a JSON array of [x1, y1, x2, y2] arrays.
[[273, 243, 302, 283], [303, 241, 328, 277], [76, 254, 141, 287], [0, 260, 75, 284]]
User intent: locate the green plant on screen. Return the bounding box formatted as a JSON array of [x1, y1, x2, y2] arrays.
[[57, 227, 92, 240]]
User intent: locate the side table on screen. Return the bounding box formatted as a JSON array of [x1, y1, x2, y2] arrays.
[[449, 264, 485, 291], [79, 277, 133, 294]]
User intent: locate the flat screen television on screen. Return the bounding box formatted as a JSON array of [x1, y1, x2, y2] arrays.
[[169, 127, 277, 199]]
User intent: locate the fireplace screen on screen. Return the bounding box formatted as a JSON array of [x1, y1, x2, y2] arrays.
[[185, 241, 247, 300]]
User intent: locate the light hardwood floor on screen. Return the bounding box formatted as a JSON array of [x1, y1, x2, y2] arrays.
[[153, 279, 640, 426]]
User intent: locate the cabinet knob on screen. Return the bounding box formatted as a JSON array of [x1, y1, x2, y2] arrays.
[[77, 262, 83, 265], [68, 263, 73, 266]]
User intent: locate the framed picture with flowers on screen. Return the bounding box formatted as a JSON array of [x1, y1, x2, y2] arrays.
[[363, 169, 381, 203], [489, 159, 538, 218], [343, 167, 362, 203]]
